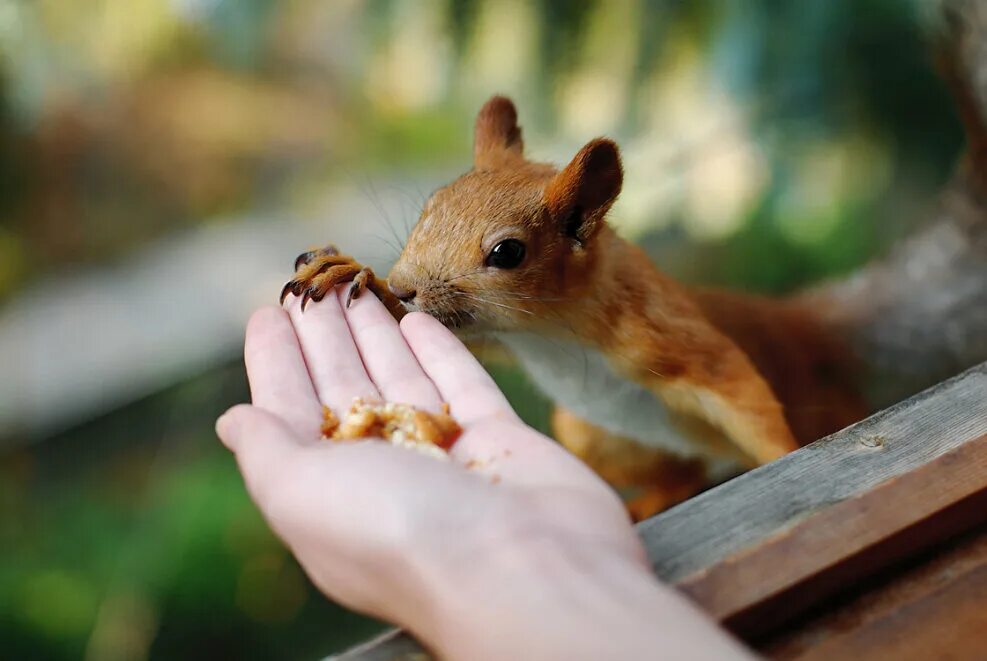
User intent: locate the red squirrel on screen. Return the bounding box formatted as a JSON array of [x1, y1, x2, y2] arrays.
[[282, 96, 867, 519]]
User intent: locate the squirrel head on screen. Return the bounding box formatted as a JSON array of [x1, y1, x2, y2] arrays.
[[388, 95, 623, 332]]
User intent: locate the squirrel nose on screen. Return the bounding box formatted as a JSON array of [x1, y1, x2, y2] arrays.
[[388, 282, 416, 303]]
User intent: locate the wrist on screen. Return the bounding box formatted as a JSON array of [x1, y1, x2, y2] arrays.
[[421, 526, 622, 658], [402, 515, 750, 660], [402, 515, 648, 658]]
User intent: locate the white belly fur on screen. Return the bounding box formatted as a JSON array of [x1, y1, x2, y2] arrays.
[[497, 332, 709, 458]]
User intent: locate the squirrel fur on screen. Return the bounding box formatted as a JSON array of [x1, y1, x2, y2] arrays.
[[284, 96, 883, 518]]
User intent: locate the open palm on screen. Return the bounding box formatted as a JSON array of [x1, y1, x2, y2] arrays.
[[216, 287, 646, 633]]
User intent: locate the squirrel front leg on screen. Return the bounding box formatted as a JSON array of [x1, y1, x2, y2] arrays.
[[626, 339, 799, 467], [281, 244, 407, 320], [348, 266, 408, 321], [656, 378, 797, 467]]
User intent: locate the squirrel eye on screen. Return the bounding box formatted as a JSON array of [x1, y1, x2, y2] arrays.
[[486, 239, 526, 269]]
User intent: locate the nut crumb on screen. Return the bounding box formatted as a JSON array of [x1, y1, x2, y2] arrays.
[[320, 405, 340, 438], [464, 457, 495, 471], [322, 398, 461, 459]]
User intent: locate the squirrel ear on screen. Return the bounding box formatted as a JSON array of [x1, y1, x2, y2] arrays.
[[544, 138, 623, 244], [474, 95, 524, 170]]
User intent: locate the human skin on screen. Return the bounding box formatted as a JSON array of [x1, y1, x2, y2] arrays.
[[216, 288, 751, 660]]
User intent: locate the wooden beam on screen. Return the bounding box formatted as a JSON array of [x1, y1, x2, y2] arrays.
[[641, 362, 987, 584], [331, 629, 425, 661], [788, 558, 987, 660], [764, 525, 987, 660], [332, 362, 987, 659], [676, 433, 987, 636]]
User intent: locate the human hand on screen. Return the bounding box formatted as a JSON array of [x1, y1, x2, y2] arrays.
[[217, 289, 748, 659]]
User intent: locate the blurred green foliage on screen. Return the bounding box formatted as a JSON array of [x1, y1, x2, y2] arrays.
[[0, 366, 386, 659], [0, 359, 550, 659], [0, 0, 962, 657]]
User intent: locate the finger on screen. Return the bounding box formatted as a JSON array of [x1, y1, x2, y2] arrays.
[[216, 404, 306, 505], [400, 312, 516, 425], [244, 306, 323, 439], [342, 289, 442, 412], [285, 289, 381, 413], [220, 406, 497, 555]]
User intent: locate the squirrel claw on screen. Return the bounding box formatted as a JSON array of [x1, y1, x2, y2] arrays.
[[345, 282, 360, 308], [301, 286, 328, 311], [280, 280, 301, 305], [345, 268, 371, 308], [346, 280, 363, 307], [294, 251, 316, 271], [294, 244, 338, 271]]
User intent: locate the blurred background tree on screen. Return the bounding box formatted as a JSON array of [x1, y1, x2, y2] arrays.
[[0, 1, 961, 659]]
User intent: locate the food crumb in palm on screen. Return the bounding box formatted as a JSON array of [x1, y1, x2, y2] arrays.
[[320, 405, 340, 437], [321, 398, 462, 459]]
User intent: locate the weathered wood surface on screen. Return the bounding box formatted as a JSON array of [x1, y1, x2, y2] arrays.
[[331, 361, 987, 660], [763, 525, 987, 660], [640, 362, 987, 584], [333, 629, 428, 661], [674, 432, 987, 635]]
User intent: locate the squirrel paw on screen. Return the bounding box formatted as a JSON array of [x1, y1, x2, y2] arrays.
[[280, 244, 406, 319], [280, 245, 368, 311]]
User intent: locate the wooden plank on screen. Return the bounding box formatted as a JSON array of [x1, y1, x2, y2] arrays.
[[332, 361, 987, 660], [790, 562, 987, 660], [678, 433, 987, 635], [331, 629, 428, 661], [640, 362, 987, 583], [764, 525, 987, 660]]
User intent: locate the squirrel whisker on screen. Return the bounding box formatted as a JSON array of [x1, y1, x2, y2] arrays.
[[455, 292, 535, 316]]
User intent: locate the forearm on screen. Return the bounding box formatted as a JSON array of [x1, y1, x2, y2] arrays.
[[406, 530, 753, 660]]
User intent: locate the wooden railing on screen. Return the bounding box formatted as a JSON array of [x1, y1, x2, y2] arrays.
[[332, 361, 987, 659]]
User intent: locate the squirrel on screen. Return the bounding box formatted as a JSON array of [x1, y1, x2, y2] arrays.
[[281, 94, 975, 520]]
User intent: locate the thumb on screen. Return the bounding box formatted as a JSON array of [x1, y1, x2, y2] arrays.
[[216, 404, 305, 502], [217, 403, 294, 450]]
